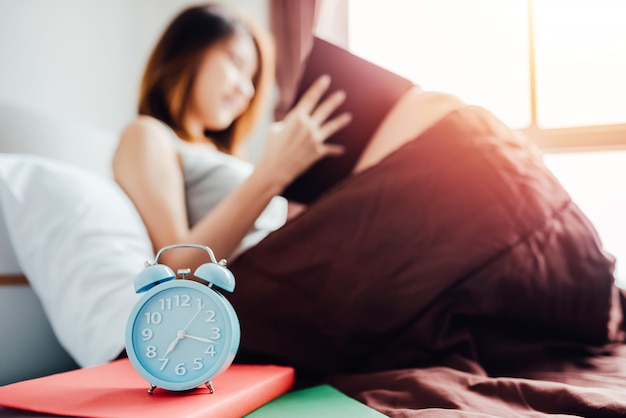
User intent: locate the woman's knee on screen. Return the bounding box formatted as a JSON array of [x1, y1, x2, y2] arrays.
[[400, 89, 465, 122], [354, 88, 465, 173]]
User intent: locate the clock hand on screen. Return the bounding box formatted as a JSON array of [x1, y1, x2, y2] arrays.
[[160, 305, 206, 359], [162, 336, 181, 358], [182, 304, 204, 332], [162, 330, 186, 358], [184, 334, 219, 344]]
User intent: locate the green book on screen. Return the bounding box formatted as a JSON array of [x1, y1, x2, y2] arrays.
[[245, 384, 387, 417]]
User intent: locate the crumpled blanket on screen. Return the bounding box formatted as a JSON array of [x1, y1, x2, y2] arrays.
[[229, 106, 626, 416]]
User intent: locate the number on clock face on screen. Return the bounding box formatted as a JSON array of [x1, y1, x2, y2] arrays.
[[131, 286, 229, 384]]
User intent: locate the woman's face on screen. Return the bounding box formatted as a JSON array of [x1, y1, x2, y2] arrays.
[[187, 31, 258, 135]]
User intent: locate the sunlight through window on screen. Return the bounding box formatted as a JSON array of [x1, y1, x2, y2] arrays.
[[348, 0, 626, 131], [534, 0, 626, 128]]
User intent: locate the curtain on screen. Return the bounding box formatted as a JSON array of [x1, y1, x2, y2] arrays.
[[269, 0, 318, 120]]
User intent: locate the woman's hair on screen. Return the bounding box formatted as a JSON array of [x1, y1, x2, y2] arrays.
[[138, 3, 275, 156]]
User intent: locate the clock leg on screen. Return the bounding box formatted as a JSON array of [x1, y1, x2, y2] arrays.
[[148, 384, 157, 395], [205, 380, 215, 393]]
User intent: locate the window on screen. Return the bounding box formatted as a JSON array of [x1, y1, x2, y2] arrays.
[[343, 0, 626, 149]]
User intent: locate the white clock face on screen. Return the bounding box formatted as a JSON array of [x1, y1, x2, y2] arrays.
[[126, 281, 239, 390]]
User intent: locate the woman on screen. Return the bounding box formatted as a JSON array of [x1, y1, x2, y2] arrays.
[[114, 2, 618, 387], [113, 3, 464, 272]]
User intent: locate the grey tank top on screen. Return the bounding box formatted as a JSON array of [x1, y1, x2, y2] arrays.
[[165, 127, 287, 260]]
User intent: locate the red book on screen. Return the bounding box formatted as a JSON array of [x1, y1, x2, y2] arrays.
[[0, 359, 294, 418]]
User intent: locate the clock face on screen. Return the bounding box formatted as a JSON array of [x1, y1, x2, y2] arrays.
[[126, 280, 240, 391]]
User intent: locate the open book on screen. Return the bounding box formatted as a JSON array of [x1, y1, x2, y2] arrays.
[[281, 37, 414, 204]]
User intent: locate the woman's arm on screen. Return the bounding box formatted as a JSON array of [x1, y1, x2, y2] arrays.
[[114, 75, 351, 271], [113, 117, 289, 271]]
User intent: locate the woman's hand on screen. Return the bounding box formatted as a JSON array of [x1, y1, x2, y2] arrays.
[[257, 75, 352, 188]]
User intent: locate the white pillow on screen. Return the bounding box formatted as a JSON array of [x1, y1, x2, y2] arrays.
[[0, 154, 154, 367]]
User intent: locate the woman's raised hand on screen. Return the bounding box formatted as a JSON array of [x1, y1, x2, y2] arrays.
[[258, 75, 352, 188]]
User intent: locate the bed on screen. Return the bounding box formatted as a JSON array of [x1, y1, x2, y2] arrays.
[[2, 101, 626, 417]]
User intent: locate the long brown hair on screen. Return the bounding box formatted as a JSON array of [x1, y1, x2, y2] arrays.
[[138, 3, 274, 156]]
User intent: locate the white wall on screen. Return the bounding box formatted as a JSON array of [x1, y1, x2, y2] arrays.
[[0, 0, 269, 146]]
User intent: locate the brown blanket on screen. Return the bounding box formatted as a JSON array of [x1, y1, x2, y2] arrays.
[[229, 106, 626, 416]]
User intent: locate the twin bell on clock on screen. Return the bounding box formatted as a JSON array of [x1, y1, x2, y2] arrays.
[[125, 244, 240, 394]]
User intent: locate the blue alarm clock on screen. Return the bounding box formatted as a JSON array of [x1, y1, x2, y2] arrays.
[[125, 244, 240, 394]]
